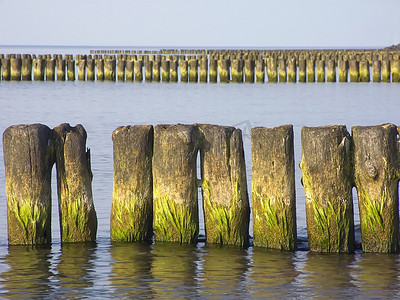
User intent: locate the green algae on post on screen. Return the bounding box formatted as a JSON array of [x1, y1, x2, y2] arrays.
[[352, 124, 399, 253], [251, 125, 297, 251], [53, 123, 97, 243], [153, 124, 199, 243], [198, 124, 250, 247], [3, 124, 55, 245], [110, 125, 153, 242], [300, 125, 355, 253]]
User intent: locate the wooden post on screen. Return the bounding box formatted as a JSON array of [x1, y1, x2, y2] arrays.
[[10, 57, 22, 81], [349, 60, 359, 82], [300, 125, 355, 253], [287, 57, 296, 83], [244, 59, 255, 83], [53, 123, 97, 243], [179, 58, 188, 83], [255, 58, 265, 83], [306, 58, 315, 82], [104, 58, 116, 81], [199, 58, 208, 83], [218, 59, 230, 83], [56, 58, 65, 81], [326, 60, 336, 82], [381, 59, 390, 82], [189, 59, 198, 83], [198, 124, 250, 247], [251, 125, 297, 251], [21, 56, 32, 81], [2, 58, 11, 81], [161, 60, 170, 82], [352, 124, 399, 253], [266, 57, 278, 83], [87, 57, 95, 81], [34, 58, 45, 81], [45, 59, 55, 81], [96, 58, 104, 81], [316, 60, 325, 82], [78, 57, 87, 81], [67, 59, 75, 81], [209, 59, 217, 83], [111, 125, 153, 242], [298, 58, 306, 82], [338, 59, 348, 82], [278, 58, 287, 83], [170, 59, 178, 82], [152, 60, 160, 82], [359, 60, 370, 82], [153, 124, 199, 243], [145, 60, 152, 82], [134, 59, 143, 82], [117, 59, 126, 81], [372, 60, 381, 82], [231, 59, 243, 83], [3, 124, 55, 245], [391, 58, 400, 82]]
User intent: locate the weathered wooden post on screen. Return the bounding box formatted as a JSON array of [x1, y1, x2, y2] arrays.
[[105, 57, 116, 81], [352, 124, 399, 253], [287, 57, 296, 83], [179, 58, 188, 83], [53, 123, 97, 243], [244, 59, 255, 83], [189, 59, 198, 83], [209, 59, 217, 83], [391, 58, 400, 82], [117, 59, 126, 81], [278, 58, 287, 83], [170, 59, 178, 82], [87, 57, 95, 81], [199, 58, 208, 83], [198, 124, 250, 247], [300, 125, 355, 253], [2, 58, 11, 81], [10, 57, 22, 81], [34, 58, 46, 81], [3, 124, 55, 245], [266, 57, 277, 83], [251, 125, 297, 251], [67, 59, 75, 81], [134, 59, 143, 82], [111, 125, 153, 242], [218, 58, 230, 83], [359, 60, 370, 82], [56, 58, 66, 81], [255, 58, 265, 83], [316, 60, 325, 82], [44, 58, 55, 81], [231, 59, 243, 83], [326, 60, 336, 82], [78, 57, 87, 81], [152, 60, 160, 82], [161, 60, 170, 82], [338, 59, 348, 82], [22, 55, 32, 81], [153, 124, 199, 243], [381, 59, 390, 82], [96, 58, 104, 81], [298, 58, 306, 82], [349, 60, 359, 82], [306, 58, 315, 82], [144, 60, 152, 82], [372, 60, 381, 82]]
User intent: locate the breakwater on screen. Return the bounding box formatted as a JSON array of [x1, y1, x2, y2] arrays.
[[1, 48, 400, 83], [3, 123, 400, 254]]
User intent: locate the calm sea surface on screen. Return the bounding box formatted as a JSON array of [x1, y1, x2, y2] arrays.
[[0, 46, 400, 298]]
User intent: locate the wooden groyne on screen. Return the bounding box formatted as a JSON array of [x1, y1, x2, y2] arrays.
[[1, 48, 400, 83], [3, 123, 400, 254]]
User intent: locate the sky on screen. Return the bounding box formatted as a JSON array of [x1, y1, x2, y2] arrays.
[[1, 0, 399, 48]]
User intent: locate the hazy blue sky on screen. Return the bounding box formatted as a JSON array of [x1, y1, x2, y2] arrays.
[[1, 0, 399, 48]]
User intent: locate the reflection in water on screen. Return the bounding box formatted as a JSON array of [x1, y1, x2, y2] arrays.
[[0, 245, 53, 297], [248, 247, 299, 298], [150, 242, 200, 298], [199, 244, 251, 297], [301, 252, 357, 297], [56, 243, 96, 298], [353, 253, 400, 298], [109, 242, 154, 298]]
